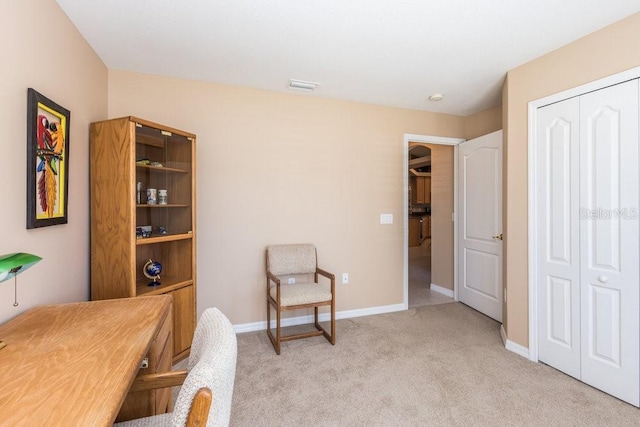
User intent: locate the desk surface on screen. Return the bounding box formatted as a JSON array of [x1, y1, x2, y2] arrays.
[[0, 295, 171, 426]]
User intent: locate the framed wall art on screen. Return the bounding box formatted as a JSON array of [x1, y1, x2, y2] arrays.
[[26, 88, 70, 229]]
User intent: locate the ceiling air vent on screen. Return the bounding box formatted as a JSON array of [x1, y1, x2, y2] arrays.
[[288, 79, 318, 92]]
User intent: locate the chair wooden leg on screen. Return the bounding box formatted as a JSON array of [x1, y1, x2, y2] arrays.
[[266, 298, 271, 332], [268, 300, 335, 353], [314, 306, 319, 329], [266, 299, 282, 355], [313, 304, 336, 346], [330, 297, 336, 345], [275, 306, 281, 355]]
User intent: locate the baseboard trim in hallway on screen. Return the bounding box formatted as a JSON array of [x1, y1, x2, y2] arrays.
[[501, 324, 530, 359], [430, 283, 454, 298]]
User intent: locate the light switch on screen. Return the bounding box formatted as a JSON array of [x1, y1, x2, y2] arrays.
[[380, 213, 393, 224]]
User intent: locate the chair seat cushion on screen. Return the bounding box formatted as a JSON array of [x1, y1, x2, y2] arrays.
[[114, 413, 172, 427], [270, 282, 332, 306]]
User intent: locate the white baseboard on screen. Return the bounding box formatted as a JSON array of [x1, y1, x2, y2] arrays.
[[500, 324, 530, 358], [430, 283, 454, 298], [233, 303, 406, 334]]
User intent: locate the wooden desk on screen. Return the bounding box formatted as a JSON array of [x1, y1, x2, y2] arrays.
[[0, 295, 172, 426]]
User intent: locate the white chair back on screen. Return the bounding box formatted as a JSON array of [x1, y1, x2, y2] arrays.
[[267, 244, 317, 276], [173, 308, 237, 427]]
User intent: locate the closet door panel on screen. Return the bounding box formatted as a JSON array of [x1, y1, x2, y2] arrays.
[[580, 79, 639, 406], [537, 97, 581, 378]]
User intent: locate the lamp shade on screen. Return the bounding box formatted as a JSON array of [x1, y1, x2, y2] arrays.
[[0, 253, 42, 283]]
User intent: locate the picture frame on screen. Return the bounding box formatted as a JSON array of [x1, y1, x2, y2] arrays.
[[26, 88, 70, 229]]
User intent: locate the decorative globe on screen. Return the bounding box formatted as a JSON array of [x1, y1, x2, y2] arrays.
[[143, 259, 162, 286]]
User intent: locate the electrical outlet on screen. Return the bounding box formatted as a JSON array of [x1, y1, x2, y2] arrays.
[[287, 277, 295, 285], [342, 273, 349, 284]]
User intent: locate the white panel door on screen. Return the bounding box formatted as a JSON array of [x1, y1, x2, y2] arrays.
[[536, 96, 581, 379], [458, 130, 502, 322], [579, 79, 639, 406]]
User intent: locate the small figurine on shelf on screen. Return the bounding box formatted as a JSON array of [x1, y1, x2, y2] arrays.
[[157, 226, 168, 235], [136, 182, 143, 204], [146, 188, 157, 205], [158, 189, 168, 205], [143, 259, 162, 286], [136, 225, 152, 238]]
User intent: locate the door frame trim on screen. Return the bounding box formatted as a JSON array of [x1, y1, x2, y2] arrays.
[[403, 134, 465, 309], [527, 66, 640, 362]]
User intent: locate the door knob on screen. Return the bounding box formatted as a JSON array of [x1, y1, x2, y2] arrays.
[[598, 275, 608, 283], [492, 233, 503, 240]]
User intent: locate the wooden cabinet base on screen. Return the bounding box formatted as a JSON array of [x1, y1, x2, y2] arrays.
[[409, 218, 420, 247], [170, 284, 196, 363]]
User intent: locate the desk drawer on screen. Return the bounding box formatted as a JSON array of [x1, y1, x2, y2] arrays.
[[155, 331, 173, 412], [148, 311, 172, 371], [116, 301, 172, 422]]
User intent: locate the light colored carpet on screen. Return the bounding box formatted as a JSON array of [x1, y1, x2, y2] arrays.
[[229, 303, 639, 426]]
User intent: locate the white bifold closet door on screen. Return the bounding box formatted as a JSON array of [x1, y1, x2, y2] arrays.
[[537, 79, 639, 406]]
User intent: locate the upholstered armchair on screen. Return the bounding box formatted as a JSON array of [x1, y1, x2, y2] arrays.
[[266, 243, 336, 354], [116, 307, 237, 427]]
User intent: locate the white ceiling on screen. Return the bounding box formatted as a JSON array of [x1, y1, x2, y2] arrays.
[[56, 0, 639, 116]]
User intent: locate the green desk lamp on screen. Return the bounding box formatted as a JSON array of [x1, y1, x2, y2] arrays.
[[0, 252, 42, 350]]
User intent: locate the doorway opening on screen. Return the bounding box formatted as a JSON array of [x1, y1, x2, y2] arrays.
[[408, 144, 445, 307], [408, 144, 432, 307], [404, 135, 462, 309]]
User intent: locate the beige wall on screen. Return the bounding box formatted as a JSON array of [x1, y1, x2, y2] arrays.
[[504, 13, 640, 346], [11, 2, 632, 345], [0, 0, 499, 328], [0, 1, 107, 323], [108, 70, 467, 324], [424, 144, 454, 290], [464, 105, 502, 140]]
